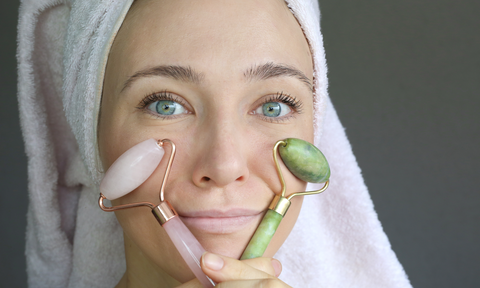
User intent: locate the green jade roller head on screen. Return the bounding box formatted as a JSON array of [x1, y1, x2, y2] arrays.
[[240, 138, 330, 260]]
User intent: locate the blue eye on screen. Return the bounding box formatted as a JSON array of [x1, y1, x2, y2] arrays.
[[147, 100, 186, 116], [256, 102, 291, 117]]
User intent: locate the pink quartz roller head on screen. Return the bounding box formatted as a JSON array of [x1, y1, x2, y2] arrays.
[[100, 138, 165, 200]]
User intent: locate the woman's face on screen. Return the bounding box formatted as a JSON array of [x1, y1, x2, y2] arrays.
[[98, 0, 314, 283]]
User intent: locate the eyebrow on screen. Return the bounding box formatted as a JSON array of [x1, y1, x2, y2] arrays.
[[121, 65, 204, 92], [244, 62, 313, 92], [122, 62, 312, 92]]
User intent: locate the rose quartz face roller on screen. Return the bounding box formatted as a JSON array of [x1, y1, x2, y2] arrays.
[[98, 138, 215, 288]]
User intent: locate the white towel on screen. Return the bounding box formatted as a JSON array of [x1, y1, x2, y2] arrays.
[[17, 0, 412, 287]]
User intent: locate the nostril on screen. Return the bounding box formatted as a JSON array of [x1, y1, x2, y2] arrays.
[[202, 177, 211, 182]]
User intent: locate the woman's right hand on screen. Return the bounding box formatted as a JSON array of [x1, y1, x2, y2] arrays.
[[178, 252, 292, 287]]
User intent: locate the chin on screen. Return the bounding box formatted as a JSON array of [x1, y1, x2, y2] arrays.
[[206, 243, 245, 259], [195, 232, 253, 259]]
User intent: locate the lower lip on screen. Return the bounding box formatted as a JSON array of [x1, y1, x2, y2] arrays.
[[179, 214, 262, 234]]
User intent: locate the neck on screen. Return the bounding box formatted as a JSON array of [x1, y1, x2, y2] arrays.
[[116, 233, 181, 288]]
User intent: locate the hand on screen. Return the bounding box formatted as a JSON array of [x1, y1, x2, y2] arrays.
[[178, 252, 291, 287]]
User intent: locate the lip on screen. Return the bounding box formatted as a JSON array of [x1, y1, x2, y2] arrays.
[[179, 209, 264, 234]]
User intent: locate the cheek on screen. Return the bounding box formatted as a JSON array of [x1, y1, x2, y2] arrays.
[[110, 150, 198, 282], [98, 95, 127, 170], [98, 89, 149, 172], [98, 95, 197, 280], [114, 204, 197, 283], [98, 112, 114, 170], [98, 113, 154, 172]]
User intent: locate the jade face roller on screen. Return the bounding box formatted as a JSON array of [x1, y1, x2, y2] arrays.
[[98, 138, 215, 288], [241, 138, 330, 260]]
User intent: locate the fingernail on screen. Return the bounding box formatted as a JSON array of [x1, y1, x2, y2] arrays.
[[271, 258, 282, 277], [203, 252, 224, 271]]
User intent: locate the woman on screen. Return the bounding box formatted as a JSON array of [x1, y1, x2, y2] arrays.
[[99, 0, 315, 286], [17, 0, 411, 287]]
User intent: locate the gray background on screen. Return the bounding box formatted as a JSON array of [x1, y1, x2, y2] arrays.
[[1, 0, 479, 287]]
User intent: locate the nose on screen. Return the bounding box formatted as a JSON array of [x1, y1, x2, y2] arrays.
[[191, 119, 249, 188]]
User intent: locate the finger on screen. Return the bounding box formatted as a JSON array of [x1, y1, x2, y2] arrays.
[[215, 278, 292, 288], [201, 252, 280, 283], [241, 257, 282, 277]]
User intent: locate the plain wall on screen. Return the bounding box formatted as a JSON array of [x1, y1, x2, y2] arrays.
[[1, 0, 479, 287], [1, 0, 29, 287]]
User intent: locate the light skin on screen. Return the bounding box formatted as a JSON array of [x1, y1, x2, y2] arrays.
[[98, 0, 314, 287]]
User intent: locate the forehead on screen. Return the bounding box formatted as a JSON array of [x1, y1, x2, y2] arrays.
[[108, 0, 312, 89]]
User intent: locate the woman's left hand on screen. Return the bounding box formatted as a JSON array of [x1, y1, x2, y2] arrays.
[[178, 252, 292, 287]]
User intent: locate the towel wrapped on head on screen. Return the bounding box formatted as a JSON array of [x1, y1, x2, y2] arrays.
[[17, 0, 412, 287]]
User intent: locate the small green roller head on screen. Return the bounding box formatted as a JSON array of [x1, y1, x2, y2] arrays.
[[279, 138, 330, 183]]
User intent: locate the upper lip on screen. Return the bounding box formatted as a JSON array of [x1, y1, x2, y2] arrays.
[[178, 209, 264, 218]]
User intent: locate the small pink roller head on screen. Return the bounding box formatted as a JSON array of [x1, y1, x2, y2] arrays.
[[100, 139, 165, 200]]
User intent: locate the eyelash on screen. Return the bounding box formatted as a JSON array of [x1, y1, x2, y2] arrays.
[[257, 92, 304, 122], [263, 92, 303, 112], [136, 90, 304, 121], [136, 90, 189, 118]]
